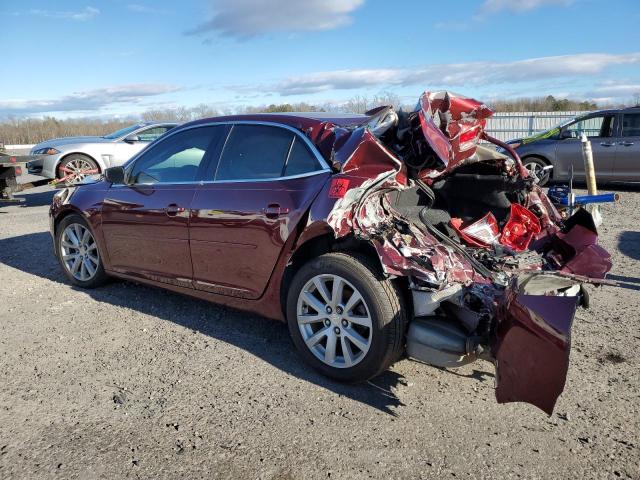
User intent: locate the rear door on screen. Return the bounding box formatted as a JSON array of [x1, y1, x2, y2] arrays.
[[555, 114, 617, 181], [189, 123, 330, 299], [101, 125, 226, 286], [614, 112, 640, 180]]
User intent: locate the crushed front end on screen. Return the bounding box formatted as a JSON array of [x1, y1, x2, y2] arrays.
[[310, 91, 612, 414]]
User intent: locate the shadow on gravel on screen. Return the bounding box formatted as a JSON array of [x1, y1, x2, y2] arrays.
[[15, 190, 56, 207], [617, 231, 640, 261], [0, 231, 407, 415]]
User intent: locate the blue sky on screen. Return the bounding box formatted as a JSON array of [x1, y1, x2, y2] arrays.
[[1, 0, 639, 118]]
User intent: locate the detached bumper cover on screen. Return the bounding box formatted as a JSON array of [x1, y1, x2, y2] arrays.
[[495, 291, 580, 415]]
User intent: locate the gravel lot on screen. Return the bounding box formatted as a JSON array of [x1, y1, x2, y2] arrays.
[[0, 181, 638, 479]]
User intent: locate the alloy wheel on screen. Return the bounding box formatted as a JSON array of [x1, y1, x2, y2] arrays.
[[296, 274, 372, 368], [524, 161, 547, 183], [60, 158, 95, 182], [60, 223, 100, 282]]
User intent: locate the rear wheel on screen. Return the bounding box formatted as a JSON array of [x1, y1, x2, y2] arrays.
[[57, 154, 99, 183], [523, 157, 551, 186], [55, 214, 108, 288], [286, 252, 406, 382]]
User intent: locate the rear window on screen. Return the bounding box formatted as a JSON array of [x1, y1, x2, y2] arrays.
[[283, 137, 320, 176], [215, 125, 292, 181], [214, 124, 321, 181], [622, 113, 640, 137]]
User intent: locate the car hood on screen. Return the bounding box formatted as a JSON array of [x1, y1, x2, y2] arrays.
[[33, 136, 111, 150]]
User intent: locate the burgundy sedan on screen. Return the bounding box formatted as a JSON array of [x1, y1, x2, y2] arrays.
[[50, 91, 612, 414]]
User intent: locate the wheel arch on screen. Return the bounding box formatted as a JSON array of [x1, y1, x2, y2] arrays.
[[57, 152, 102, 177], [280, 227, 388, 318]]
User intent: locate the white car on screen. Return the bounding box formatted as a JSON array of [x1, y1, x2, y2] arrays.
[[27, 122, 177, 180]]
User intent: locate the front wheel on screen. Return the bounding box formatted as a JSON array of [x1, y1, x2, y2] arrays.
[[286, 252, 406, 382], [57, 154, 99, 183], [55, 214, 108, 288], [523, 157, 551, 186]]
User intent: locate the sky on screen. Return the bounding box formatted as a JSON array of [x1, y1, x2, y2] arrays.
[[1, 0, 639, 119]]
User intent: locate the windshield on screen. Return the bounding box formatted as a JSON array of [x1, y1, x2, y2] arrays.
[[103, 124, 143, 140]]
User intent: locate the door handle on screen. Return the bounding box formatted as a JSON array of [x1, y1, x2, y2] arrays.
[[620, 141, 634, 147], [599, 142, 616, 147], [164, 204, 185, 216], [263, 204, 290, 218]]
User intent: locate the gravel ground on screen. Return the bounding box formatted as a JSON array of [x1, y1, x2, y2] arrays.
[[0, 182, 638, 479]]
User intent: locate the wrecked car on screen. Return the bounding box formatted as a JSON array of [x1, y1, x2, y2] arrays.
[[49, 91, 612, 414]]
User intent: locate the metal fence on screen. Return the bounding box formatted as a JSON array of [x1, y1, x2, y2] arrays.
[[485, 111, 589, 142]]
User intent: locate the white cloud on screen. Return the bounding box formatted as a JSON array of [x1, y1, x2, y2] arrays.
[[186, 0, 365, 38], [583, 83, 640, 99], [479, 0, 573, 14], [0, 84, 181, 117], [28, 6, 100, 21], [264, 53, 640, 95]]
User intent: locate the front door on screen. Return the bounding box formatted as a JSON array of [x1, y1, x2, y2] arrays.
[[555, 113, 617, 181], [100, 125, 226, 286], [189, 123, 330, 299], [614, 112, 640, 181]]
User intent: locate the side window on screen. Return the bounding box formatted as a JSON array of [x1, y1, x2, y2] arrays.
[[129, 126, 224, 184], [283, 137, 321, 176], [215, 125, 293, 181], [565, 116, 607, 138], [137, 126, 171, 142], [621, 114, 640, 137]]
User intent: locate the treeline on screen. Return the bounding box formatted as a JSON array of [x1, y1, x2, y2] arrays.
[[489, 95, 600, 112], [0, 94, 617, 145]]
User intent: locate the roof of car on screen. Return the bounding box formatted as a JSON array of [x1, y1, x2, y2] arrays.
[[184, 112, 370, 130], [580, 106, 640, 116]]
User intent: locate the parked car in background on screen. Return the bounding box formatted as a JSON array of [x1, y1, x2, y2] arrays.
[[49, 92, 612, 414], [505, 107, 640, 185], [27, 122, 177, 181]]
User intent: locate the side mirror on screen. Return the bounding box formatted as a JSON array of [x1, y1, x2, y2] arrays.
[[124, 134, 139, 144], [104, 166, 126, 185]]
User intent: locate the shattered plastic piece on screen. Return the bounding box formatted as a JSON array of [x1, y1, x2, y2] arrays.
[[450, 213, 500, 247], [500, 203, 542, 252]]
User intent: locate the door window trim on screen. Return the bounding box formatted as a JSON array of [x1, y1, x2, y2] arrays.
[[119, 120, 331, 187]]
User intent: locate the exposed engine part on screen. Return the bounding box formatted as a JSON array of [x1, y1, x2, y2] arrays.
[[411, 284, 463, 317], [406, 317, 482, 368]]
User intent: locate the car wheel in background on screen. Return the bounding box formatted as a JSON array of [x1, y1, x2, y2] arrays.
[[523, 157, 551, 186], [286, 252, 406, 382], [55, 214, 108, 288], [57, 154, 100, 182]]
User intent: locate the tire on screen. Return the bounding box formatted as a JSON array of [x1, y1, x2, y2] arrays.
[[55, 214, 108, 288], [57, 154, 99, 182], [286, 252, 406, 382], [523, 157, 551, 187]]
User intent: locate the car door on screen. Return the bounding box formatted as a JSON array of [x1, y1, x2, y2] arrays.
[[111, 125, 174, 165], [555, 114, 617, 181], [189, 123, 331, 299], [614, 112, 640, 180], [100, 125, 226, 286]]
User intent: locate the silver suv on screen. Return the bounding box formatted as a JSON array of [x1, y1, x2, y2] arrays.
[[506, 107, 640, 185]]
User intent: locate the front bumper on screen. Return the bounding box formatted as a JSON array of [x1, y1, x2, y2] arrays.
[[27, 153, 62, 178]]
